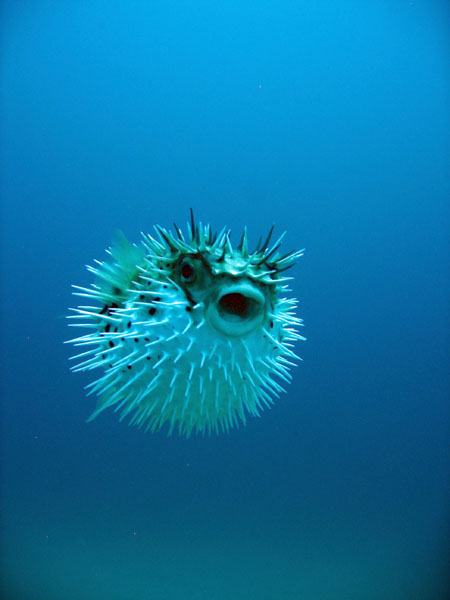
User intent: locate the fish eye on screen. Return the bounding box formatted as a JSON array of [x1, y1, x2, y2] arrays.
[[180, 260, 196, 283]]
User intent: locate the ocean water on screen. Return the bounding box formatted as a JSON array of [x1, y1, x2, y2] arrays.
[[1, 1, 449, 599]]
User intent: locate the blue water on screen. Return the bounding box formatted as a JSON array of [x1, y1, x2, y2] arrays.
[[1, 1, 449, 598]]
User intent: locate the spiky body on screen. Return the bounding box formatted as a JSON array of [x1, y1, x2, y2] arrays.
[[67, 216, 304, 436]]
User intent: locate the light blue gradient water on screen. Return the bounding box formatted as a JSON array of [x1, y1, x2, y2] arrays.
[[1, 2, 449, 598]]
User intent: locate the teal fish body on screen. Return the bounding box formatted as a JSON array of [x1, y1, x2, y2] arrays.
[[67, 215, 304, 436]]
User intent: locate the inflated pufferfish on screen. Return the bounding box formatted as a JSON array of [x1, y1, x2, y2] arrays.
[[67, 212, 305, 436]]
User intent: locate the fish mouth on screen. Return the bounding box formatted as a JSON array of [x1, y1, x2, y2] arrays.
[[208, 281, 266, 337]]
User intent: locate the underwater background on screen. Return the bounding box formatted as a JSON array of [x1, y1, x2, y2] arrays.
[[1, 1, 449, 599]]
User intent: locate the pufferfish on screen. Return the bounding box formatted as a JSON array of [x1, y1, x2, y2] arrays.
[[67, 211, 305, 436]]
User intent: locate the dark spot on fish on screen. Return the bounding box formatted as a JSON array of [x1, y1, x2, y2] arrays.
[[109, 341, 114, 348], [127, 365, 132, 370], [127, 321, 131, 328], [270, 321, 273, 328], [149, 307, 156, 315], [185, 306, 192, 312], [113, 287, 121, 295], [140, 294, 145, 300], [134, 338, 139, 343], [105, 323, 111, 332]]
